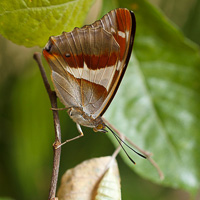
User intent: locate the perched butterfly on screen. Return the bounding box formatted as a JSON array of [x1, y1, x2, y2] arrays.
[[43, 8, 145, 163]]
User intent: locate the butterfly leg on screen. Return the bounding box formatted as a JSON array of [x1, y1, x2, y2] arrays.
[[56, 123, 84, 148], [50, 107, 68, 111]]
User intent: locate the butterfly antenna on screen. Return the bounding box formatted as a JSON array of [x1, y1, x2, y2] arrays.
[[105, 125, 146, 163]]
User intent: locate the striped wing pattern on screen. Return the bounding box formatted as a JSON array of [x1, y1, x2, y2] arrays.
[[43, 8, 135, 119]]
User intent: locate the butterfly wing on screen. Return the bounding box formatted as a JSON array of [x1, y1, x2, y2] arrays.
[[86, 8, 136, 118], [43, 26, 120, 111], [43, 8, 135, 119]]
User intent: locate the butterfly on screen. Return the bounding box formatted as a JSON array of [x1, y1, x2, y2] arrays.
[[43, 8, 145, 163]]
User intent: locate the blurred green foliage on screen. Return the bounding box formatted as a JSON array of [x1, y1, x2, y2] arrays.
[[0, 0, 94, 47], [0, 0, 200, 199], [105, 0, 200, 194]]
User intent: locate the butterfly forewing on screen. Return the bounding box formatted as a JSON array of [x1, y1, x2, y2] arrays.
[[43, 8, 135, 122], [84, 8, 136, 117]]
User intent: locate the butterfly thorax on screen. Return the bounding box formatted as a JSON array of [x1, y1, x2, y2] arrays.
[[67, 107, 106, 132]]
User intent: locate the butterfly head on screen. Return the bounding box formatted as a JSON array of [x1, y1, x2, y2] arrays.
[[93, 123, 107, 133]]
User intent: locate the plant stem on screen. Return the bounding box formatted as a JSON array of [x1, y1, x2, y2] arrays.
[[33, 52, 62, 200]]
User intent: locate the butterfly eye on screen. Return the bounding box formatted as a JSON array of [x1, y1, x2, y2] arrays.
[[96, 124, 104, 130], [93, 124, 106, 133], [65, 53, 71, 57]]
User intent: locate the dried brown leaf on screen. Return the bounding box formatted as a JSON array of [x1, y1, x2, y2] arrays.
[[57, 156, 121, 200]]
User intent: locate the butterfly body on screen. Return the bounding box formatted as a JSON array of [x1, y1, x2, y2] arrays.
[[43, 8, 135, 134], [67, 107, 106, 132]]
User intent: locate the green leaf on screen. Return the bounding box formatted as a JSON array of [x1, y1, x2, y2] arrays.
[[0, 0, 94, 47], [103, 0, 200, 194]]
